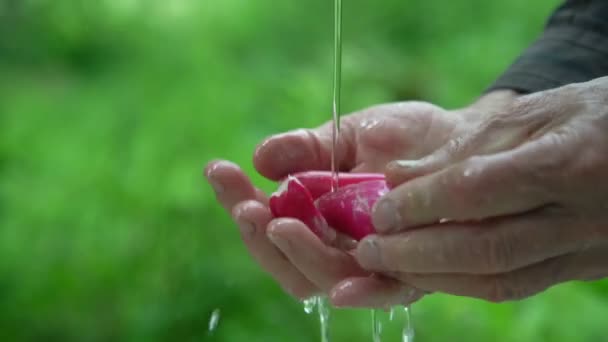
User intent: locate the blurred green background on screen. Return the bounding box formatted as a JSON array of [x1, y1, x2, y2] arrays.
[[1, 0, 607, 341]]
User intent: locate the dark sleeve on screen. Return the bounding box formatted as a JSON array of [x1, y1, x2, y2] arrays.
[[487, 0, 608, 94]]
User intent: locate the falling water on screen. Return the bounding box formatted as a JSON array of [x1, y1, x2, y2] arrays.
[[303, 296, 330, 342], [372, 309, 383, 342], [402, 306, 414, 342], [305, 0, 415, 341], [330, 0, 342, 192], [318, 297, 331, 342]]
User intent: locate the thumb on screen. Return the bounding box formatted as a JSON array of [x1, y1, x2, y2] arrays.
[[385, 101, 549, 186], [254, 120, 357, 181]]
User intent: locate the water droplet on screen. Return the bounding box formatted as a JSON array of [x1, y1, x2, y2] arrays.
[[361, 119, 381, 130], [372, 309, 383, 342], [208, 308, 221, 333], [303, 297, 317, 314], [402, 306, 414, 342], [439, 218, 451, 224]]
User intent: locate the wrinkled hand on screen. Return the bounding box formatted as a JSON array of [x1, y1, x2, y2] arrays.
[[349, 77, 608, 303], [205, 101, 471, 307]]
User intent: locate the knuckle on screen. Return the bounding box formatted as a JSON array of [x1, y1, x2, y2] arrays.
[[454, 130, 487, 157], [446, 136, 464, 153], [441, 136, 469, 161], [482, 112, 512, 131], [420, 141, 455, 172]]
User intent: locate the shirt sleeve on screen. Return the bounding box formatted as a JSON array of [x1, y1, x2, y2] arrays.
[[487, 0, 608, 94]]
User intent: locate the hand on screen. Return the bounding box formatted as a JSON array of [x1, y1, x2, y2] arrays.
[[205, 99, 490, 307], [348, 77, 608, 303]]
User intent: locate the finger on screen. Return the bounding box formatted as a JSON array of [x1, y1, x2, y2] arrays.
[[385, 132, 521, 186], [329, 276, 424, 309], [205, 160, 261, 212], [253, 120, 357, 180], [332, 231, 358, 251], [267, 218, 367, 291], [384, 93, 560, 186], [372, 131, 573, 233], [233, 200, 319, 299], [255, 188, 270, 206], [357, 210, 589, 274], [395, 246, 608, 303]]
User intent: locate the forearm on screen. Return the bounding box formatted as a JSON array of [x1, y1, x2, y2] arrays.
[[487, 0, 608, 94]]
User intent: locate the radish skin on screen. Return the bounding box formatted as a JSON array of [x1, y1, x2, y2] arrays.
[[269, 176, 331, 240], [315, 180, 389, 240], [270, 172, 389, 241], [284, 171, 385, 200]]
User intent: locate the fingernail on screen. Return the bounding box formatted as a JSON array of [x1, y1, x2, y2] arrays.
[[357, 238, 381, 269], [204, 164, 224, 194], [390, 160, 421, 170], [335, 280, 355, 293], [206, 174, 225, 194], [256, 129, 309, 163], [237, 220, 256, 237], [330, 280, 355, 307], [267, 230, 289, 250], [204, 160, 238, 194], [372, 198, 401, 233]]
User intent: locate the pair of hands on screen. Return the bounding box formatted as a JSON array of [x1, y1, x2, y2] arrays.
[[205, 76, 608, 308]]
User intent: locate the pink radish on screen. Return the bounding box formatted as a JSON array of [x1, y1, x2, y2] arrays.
[[285, 171, 385, 200], [269, 172, 388, 241], [315, 180, 389, 241], [269, 176, 332, 241]]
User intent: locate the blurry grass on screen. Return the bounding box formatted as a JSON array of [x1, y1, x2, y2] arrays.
[[0, 0, 607, 341]]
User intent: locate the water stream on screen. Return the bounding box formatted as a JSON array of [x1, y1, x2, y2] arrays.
[[303, 1, 415, 341]]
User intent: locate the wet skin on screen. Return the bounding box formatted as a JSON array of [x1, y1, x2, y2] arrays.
[[207, 78, 608, 307]]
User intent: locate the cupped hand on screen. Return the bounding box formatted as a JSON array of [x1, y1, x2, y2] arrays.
[[347, 76, 608, 303], [254, 101, 463, 179], [205, 100, 478, 307]]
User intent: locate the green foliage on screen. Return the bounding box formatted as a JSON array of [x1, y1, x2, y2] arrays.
[[1, 0, 606, 341]]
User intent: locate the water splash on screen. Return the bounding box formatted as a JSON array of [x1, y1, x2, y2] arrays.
[[303, 296, 331, 342], [318, 297, 331, 342], [208, 308, 221, 334], [303, 297, 317, 315]]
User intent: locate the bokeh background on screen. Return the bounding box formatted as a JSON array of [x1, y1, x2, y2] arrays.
[[1, 0, 607, 341]]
